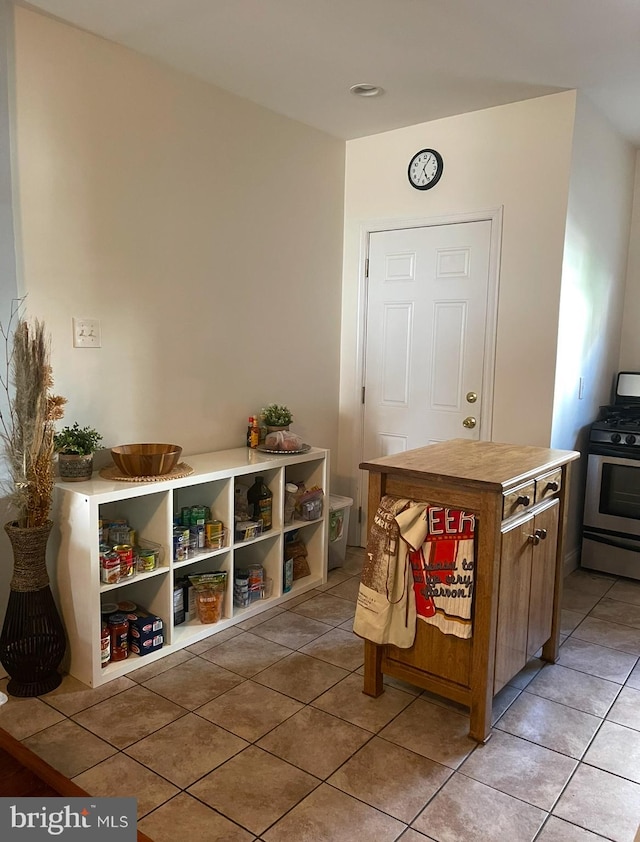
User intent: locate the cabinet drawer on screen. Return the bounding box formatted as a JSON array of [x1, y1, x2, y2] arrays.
[[535, 469, 562, 503], [502, 481, 535, 520]]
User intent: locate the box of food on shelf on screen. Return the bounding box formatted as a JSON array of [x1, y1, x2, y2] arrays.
[[130, 634, 163, 656], [128, 609, 163, 640], [235, 519, 262, 541]]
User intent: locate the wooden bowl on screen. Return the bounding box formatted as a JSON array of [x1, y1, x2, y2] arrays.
[[110, 443, 182, 477]]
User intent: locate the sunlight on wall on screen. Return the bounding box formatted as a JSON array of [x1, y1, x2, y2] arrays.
[[554, 220, 593, 418], [552, 206, 621, 453]]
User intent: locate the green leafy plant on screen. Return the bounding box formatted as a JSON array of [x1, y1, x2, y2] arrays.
[[54, 422, 102, 456], [261, 403, 293, 427]]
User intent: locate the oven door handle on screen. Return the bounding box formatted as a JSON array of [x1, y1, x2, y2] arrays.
[[583, 530, 640, 554], [589, 442, 640, 459]]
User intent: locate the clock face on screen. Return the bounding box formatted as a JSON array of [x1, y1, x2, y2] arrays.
[[408, 148, 444, 190]]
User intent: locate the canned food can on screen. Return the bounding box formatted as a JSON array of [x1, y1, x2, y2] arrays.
[[247, 564, 264, 602], [113, 544, 134, 579], [137, 548, 157, 572], [173, 527, 189, 561], [100, 602, 119, 619], [100, 550, 121, 585], [117, 600, 137, 613], [109, 525, 131, 546], [205, 520, 224, 550], [233, 570, 250, 608], [190, 505, 206, 526]]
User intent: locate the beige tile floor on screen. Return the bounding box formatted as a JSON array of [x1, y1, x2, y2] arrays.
[[2, 549, 640, 841]]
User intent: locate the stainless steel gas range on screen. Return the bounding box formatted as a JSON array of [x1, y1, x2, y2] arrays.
[[582, 372, 640, 580]]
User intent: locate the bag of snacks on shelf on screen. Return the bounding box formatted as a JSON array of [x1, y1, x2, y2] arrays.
[[264, 430, 304, 451], [189, 572, 227, 624], [284, 537, 310, 580]]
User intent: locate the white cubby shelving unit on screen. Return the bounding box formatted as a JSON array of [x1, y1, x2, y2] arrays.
[[51, 446, 329, 687]]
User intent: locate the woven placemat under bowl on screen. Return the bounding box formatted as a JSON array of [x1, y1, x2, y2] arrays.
[[99, 462, 194, 482]]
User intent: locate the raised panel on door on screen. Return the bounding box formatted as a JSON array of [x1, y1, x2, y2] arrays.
[[494, 515, 532, 693], [527, 501, 559, 658], [386, 616, 471, 687]]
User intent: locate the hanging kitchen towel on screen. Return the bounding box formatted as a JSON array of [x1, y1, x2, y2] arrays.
[[397, 504, 476, 639], [353, 496, 419, 648]]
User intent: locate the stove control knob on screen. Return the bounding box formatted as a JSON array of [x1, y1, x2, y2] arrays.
[[611, 433, 622, 443], [626, 434, 637, 445]]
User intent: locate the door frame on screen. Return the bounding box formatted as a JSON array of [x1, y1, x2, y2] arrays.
[[352, 207, 503, 545]]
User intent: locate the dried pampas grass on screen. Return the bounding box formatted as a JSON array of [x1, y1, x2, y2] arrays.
[[0, 301, 66, 528]]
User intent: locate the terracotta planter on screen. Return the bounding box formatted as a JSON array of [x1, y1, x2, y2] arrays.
[[0, 520, 66, 696], [58, 453, 94, 482]]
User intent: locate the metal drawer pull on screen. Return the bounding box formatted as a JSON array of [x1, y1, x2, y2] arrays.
[[516, 495, 530, 507], [528, 533, 540, 545], [544, 481, 559, 493], [534, 528, 548, 540]]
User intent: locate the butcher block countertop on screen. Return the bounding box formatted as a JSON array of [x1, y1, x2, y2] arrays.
[[359, 439, 580, 494]]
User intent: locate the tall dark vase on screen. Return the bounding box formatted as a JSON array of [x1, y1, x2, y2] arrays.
[[0, 520, 66, 697]]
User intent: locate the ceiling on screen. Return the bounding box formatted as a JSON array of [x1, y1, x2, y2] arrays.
[[19, 0, 640, 146]]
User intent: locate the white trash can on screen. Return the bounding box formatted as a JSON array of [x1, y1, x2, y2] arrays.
[[328, 494, 353, 569]]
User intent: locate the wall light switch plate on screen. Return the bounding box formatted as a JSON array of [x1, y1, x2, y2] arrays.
[[73, 318, 101, 348]]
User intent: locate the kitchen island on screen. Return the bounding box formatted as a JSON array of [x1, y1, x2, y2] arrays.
[[359, 439, 580, 742]]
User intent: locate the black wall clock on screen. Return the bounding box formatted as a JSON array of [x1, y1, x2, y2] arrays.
[[408, 148, 444, 190]]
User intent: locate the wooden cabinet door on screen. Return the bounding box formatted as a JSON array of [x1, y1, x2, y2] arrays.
[[527, 501, 559, 658], [494, 514, 533, 693]]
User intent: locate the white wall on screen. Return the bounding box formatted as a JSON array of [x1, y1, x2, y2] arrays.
[[0, 0, 19, 622], [337, 93, 577, 532], [551, 94, 636, 568], [620, 151, 640, 370], [11, 7, 345, 462]]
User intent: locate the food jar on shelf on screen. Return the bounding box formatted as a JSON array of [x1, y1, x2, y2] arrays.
[[284, 483, 298, 524], [100, 622, 111, 668], [108, 613, 129, 662]]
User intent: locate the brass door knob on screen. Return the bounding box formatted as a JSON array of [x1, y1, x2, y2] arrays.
[[466, 391, 478, 404], [462, 416, 476, 429]]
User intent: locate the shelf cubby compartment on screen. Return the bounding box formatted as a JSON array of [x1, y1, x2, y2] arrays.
[[235, 468, 283, 533], [173, 477, 232, 533], [101, 572, 171, 622], [99, 491, 170, 550], [173, 528, 230, 570], [173, 550, 233, 637], [233, 533, 282, 612], [284, 519, 326, 590]]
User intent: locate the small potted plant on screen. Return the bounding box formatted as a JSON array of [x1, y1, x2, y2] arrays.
[[54, 422, 103, 482], [261, 403, 293, 432]]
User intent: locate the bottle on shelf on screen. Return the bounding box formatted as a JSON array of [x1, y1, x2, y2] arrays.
[[247, 476, 273, 531], [258, 412, 268, 445], [251, 417, 260, 448], [246, 416, 256, 448]]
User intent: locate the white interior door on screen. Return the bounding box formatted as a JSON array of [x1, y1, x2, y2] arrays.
[[362, 220, 493, 465]]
